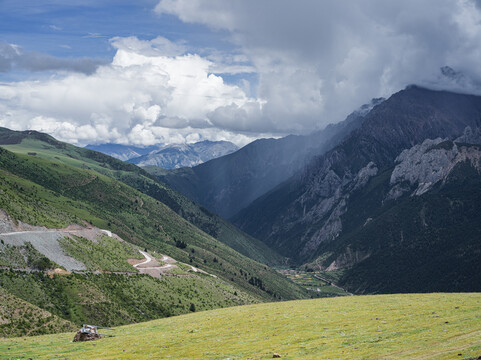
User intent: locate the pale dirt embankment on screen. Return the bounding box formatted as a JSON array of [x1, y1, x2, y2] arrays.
[[0, 208, 212, 278]]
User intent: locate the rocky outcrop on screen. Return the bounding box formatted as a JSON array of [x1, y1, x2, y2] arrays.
[[326, 248, 371, 271], [387, 129, 481, 200], [455, 125, 481, 144]]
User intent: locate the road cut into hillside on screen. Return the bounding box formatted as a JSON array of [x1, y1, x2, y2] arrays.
[[132, 250, 178, 278]]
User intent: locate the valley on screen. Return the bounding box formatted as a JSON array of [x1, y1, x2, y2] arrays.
[[1, 87, 481, 358], [276, 269, 351, 297], [2, 2, 481, 359], [137, 87, 481, 296], [229, 87, 481, 293]]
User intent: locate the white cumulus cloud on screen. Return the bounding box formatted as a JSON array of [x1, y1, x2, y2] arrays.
[[0, 36, 267, 146]]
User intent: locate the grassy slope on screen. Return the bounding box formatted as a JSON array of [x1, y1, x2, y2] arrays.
[[0, 129, 284, 266], [0, 138, 308, 302], [118, 170, 285, 266], [2, 293, 481, 359], [58, 235, 143, 272], [0, 287, 77, 338], [0, 270, 258, 329]]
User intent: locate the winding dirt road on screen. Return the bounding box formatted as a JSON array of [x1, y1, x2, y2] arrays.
[[132, 250, 178, 278], [133, 250, 153, 268]]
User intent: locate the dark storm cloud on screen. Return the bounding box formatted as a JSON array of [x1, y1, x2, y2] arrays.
[[157, 0, 481, 131], [0, 43, 104, 75]]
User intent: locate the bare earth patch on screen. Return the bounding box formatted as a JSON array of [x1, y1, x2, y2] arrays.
[[48, 268, 71, 278], [127, 258, 143, 266]]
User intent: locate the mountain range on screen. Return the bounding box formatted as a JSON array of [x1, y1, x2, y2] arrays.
[[149, 86, 481, 294], [232, 86, 481, 293], [84, 143, 157, 161], [86, 140, 238, 169], [2, 84, 481, 338]]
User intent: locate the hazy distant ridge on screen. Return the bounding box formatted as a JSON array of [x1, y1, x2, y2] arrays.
[[86, 140, 238, 169], [129, 140, 239, 169]]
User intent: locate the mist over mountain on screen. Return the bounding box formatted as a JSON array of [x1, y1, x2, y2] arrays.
[[152, 98, 384, 218]]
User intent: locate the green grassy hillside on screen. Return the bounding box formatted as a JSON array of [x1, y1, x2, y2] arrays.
[[0, 133, 307, 301], [0, 128, 310, 327], [0, 128, 284, 266], [0, 287, 76, 338], [0, 270, 258, 328], [2, 293, 481, 359], [0, 220, 263, 335]]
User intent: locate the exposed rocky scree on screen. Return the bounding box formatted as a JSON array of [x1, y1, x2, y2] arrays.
[[298, 161, 379, 258], [320, 128, 481, 291], [0, 212, 119, 271]]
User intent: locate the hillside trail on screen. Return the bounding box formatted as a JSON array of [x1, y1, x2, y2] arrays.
[[0, 226, 114, 241], [132, 250, 217, 277]]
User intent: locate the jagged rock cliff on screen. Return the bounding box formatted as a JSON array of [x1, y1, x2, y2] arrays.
[[229, 85, 481, 297], [388, 134, 481, 200]]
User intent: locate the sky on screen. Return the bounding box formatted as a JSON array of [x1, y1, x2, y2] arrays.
[[1, 0, 481, 147]]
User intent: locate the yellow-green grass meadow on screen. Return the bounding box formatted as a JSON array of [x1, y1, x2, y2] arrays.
[[2, 293, 481, 359]]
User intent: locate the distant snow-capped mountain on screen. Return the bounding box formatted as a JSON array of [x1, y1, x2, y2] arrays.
[[128, 140, 239, 169], [84, 144, 157, 161]]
